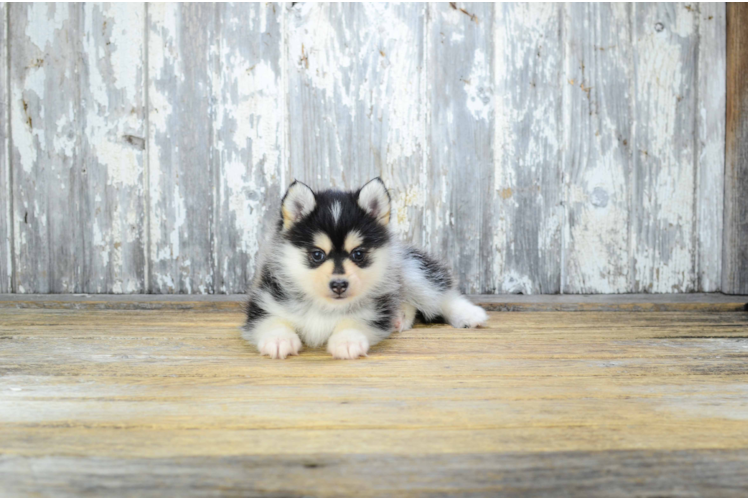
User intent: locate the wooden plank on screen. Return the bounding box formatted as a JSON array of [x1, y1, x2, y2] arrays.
[[9, 4, 84, 293], [696, 3, 725, 292], [493, 4, 563, 294], [80, 3, 146, 293], [428, 3, 494, 294], [287, 3, 362, 187], [286, 3, 429, 247], [212, 3, 283, 294], [0, 3, 10, 293], [6, 324, 748, 379], [1, 308, 748, 495], [0, 293, 249, 310], [147, 4, 216, 293], [1, 293, 747, 312], [631, 3, 699, 293], [1, 450, 747, 497], [473, 293, 748, 312], [8, 4, 146, 294], [7, 303, 748, 326], [372, 4, 428, 248], [724, 3, 748, 294], [562, 4, 632, 293]]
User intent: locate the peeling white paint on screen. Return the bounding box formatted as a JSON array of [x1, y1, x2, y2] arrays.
[[366, 4, 425, 167], [562, 3, 632, 294], [93, 223, 108, 268], [464, 49, 492, 122], [210, 4, 284, 293], [1, 3, 9, 292], [392, 185, 425, 237], [501, 271, 534, 295], [492, 3, 563, 293], [13, 58, 46, 176], [3, 2, 727, 295], [288, 4, 354, 111], [83, 4, 143, 187], [230, 60, 279, 188], [25, 3, 66, 52], [106, 4, 142, 103], [164, 182, 185, 264], [696, 3, 725, 292], [632, 3, 698, 293]]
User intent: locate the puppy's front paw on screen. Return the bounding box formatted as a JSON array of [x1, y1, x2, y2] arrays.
[[257, 330, 302, 359], [327, 330, 370, 360], [449, 303, 488, 329]]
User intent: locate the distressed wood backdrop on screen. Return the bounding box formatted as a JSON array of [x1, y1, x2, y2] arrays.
[[0, 2, 727, 294]]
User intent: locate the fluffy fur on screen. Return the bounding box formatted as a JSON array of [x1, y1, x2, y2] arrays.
[[243, 178, 488, 360]]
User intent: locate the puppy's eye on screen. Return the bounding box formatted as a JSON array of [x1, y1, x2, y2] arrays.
[[309, 249, 326, 264], [350, 248, 366, 263]]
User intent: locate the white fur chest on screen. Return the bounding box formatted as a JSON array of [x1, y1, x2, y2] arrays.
[[293, 308, 344, 347], [262, 297, 376, 348]]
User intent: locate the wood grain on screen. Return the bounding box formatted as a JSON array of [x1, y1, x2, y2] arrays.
[[9, 4, 146, 293], [2, 450, 747, 497], [0, 3, 9, 293], [2, 293, 746, 312], [696, 3, 725, 292], [147, 3, 216, 294], [631, 3, 699, 293], [80, 3, 147, 293], [10, 3, 84, 293], [724, 3, 748, 294], [493, 3, 563, 294], [1, 306, 748, 495], [212, 3, 283, 294], [563, 4, 633, 293], [428, 3, 495, 294]]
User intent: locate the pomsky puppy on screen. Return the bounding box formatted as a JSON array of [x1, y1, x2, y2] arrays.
[[243, 178, 488, 359]]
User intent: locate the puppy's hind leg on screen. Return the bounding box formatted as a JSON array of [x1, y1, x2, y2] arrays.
[[400, 246, 488, 329], [394, 302, 417, 332], [440, 290, 488, 328]]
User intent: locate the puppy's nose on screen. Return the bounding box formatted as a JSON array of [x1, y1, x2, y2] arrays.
[[329, 279, 348, 295]]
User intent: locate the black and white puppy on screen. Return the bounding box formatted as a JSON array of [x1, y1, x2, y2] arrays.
[[243, 178, 488, 359]]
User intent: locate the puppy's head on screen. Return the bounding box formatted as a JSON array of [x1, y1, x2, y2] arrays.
[[279, 178, 392, 308]]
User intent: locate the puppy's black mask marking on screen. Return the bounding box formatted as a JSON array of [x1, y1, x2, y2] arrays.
[[283, 189, 389, 270]]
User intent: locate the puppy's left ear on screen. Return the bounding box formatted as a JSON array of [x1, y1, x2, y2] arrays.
[[357, 177, 391, 225]]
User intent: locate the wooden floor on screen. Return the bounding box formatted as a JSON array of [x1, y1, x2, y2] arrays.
[[1, 299, 748, 496]]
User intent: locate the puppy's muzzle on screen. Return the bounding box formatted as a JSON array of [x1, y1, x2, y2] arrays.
[[329, 279, 349, 297]]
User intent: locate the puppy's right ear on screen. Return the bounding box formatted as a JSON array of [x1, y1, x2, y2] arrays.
[[281, 181, 316, 229]]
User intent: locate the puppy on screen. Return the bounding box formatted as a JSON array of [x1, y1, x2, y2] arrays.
[[242, 178, 488, 359]]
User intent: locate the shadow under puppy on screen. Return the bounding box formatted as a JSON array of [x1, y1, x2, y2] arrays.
[[243, 178, 488, 359]]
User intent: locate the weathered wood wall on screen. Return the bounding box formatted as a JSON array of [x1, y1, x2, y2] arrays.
[[0, 3, 728, 294], [1, 3, 9, 293], [724, 3, 748, 295]]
